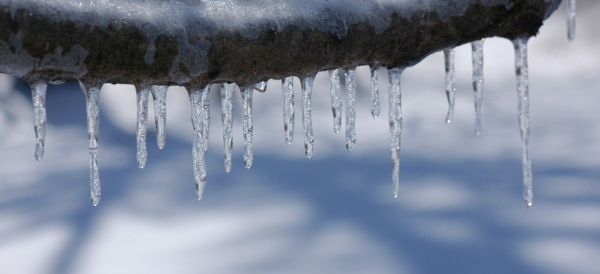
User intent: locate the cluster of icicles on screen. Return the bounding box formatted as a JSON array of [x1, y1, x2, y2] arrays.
[[26, 2, 577, 207]]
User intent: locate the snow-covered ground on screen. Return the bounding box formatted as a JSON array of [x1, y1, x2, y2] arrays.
[[1, 2, 599, 274]]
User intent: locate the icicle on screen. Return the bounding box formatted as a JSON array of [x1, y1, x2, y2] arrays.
[[80, 81, 102, 206], [242, 86, 254, 169], [220, 83, 235, 172], [567, 0, 576, 41], [370, 66, 380, 119], [282, 77, 294, 144], [514, 37, 533, 208], [443, 48, 456, 123], [150, 85, 168, 149], [136, 86, 150, 169], [328, 69, 342, 133], [30, 80, 47, 161], [344, 68, 357, 152], [189, 89, 207, 200], [471, 40, 485, 135], [201, 85, 211, 151], [388, 68, 403, 198], [301, 76, 315, 158], [255, 81, 268, 92]]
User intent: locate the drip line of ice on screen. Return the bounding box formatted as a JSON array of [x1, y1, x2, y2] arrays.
[[370, 66, 380, 119], [567, 0, 576, 41], [201, 85, 211, 151], [31, 81, 47, 161], [443, 48, 456, 123], [242, 86, 254, 169], [282, 77, 295, 144], [80, 82, 102, 206], [329, 69, 342, 133], [189, 88, 207, 200], [255, 81, 268, 92], [471, 40, 485, 135], [220, 83, 235, 172], [301, 76, 315, 158], [514, 37, 533, 208], [344, 68, 357, 151], [388, 68, 403, 198], [150, 85, 168, 149], [136, 87, 150, 169]]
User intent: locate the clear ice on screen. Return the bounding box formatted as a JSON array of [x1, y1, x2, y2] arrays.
[[201, 85, 211, 151], [189, 88, 207, 200], [344, 68, 357, 151], [328, 69, 342, 133], [567, 0, 576, 41], [301, 76, 315, 158], [150, 85, 168, 149], [514, 37, 533, 208], [31, 80, 47, 161], [255, 81, 268, 92], [80, 82, 102, 206], [443, 48, 456, 123], [136, 86, 150, 169], [282, 77, 295, 144], [471, 40, 485, 135], [242, 86, 254, 169], [370, 66, 380, 119], [221, 83, 235, 172], [388, 68, 404, 198]]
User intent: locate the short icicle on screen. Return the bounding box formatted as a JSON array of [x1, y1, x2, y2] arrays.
[[514, 37, 533, 208], [201, 85, 211, 151], [255, 81, 268, 93], [136, 86, 150, 169], [80, 81, 102, 206], [282, 77, 295, 144], [150, 85, 168, 149], [329, 69, 342, 133], [30, 80, 48, 161], [189, 89, 207, 200], [471, 40, 485, 135], [242, 86, 254, 169], [388, 68, 404, 198], [344, 68, 357, 151], [567, 0, 576, 41], [221, 83, 235, 172], [370, 66, 380, 119], [443, 48, 457, 123], [301, 76, 315, 158]]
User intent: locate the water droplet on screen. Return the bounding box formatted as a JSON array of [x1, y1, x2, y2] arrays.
[[150, 85, 168, 149], [282, 77, 295, 144], [254, 81, 268, 92], [220, 83, 235, 172], [443, 48, 456, 123], [471, 40, 485, 135], [344, 68, 357, 151], [329, 69, 342, 133], [514, 37, 533, 208], [388, 68, 404, 198], [301, 76, 315, 158]]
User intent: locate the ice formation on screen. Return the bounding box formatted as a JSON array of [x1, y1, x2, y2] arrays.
[[242, 86, 254, 169], [150, 85, 168, 150], [443, 48, 456, 123], [282, 77, 295, 144], [388, 68, 404, 198], [301, 76, 315, 158], [220, 83, 235, 172], [80, 82, 102, 206], [30, 80, 47, 161], [189, 88, 207, 200], [329, 69, 343, 134], [471, 40, 485, 135], [370, 66, 381, 119], [344, 68, 357, 152], [136, 87, 150, 169], [567, 0, 576, 41]]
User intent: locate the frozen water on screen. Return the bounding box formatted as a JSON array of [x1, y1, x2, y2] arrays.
[[514, 37, 533, 208], [567, 0, 576, 41], [282, 77, 295, 144], [242, 86, 254, 169], [370, 66, 380, 119], [30, 80, 47, 161], [189, 88, 207, 200], [150, 85, 168, 149], [443, 48, 456, 123], [201, 85, 211, 151], [221, 83, 235, 173], [80, 81, 102, 206], [301, 76, 315, 158], [136, 86, 150, 169], [344, 68, 357, 152], [255, 81, 268, 92], [471, 40, 485, 135], [388, 68, 403, 198], [329, 69, 342, 133]]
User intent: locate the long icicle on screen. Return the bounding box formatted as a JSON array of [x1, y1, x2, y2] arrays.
[[31, 80, 48, 161], [344, 68, 357, 151], [201, 85, 211, 151], [443, 48, 456, 123], [370, 66, 380, 119], [472, 39, 485, 135], [329, 69, 342, 133], [567, 0, 576, 41], [220, 83, 235, 172], [80, 81, 102, 206], [301, 76, 315, 158], [282, 77, 294, 144], [242, 86, 254, 169], [388, 68, 403, 198], [514, 37, 533, 208], [136, 86, 150, 169], [189, 88, 207, 200], [150, 85, 168, 149]]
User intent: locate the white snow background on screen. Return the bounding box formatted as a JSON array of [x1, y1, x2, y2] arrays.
[[0, 2, 599, 274]]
